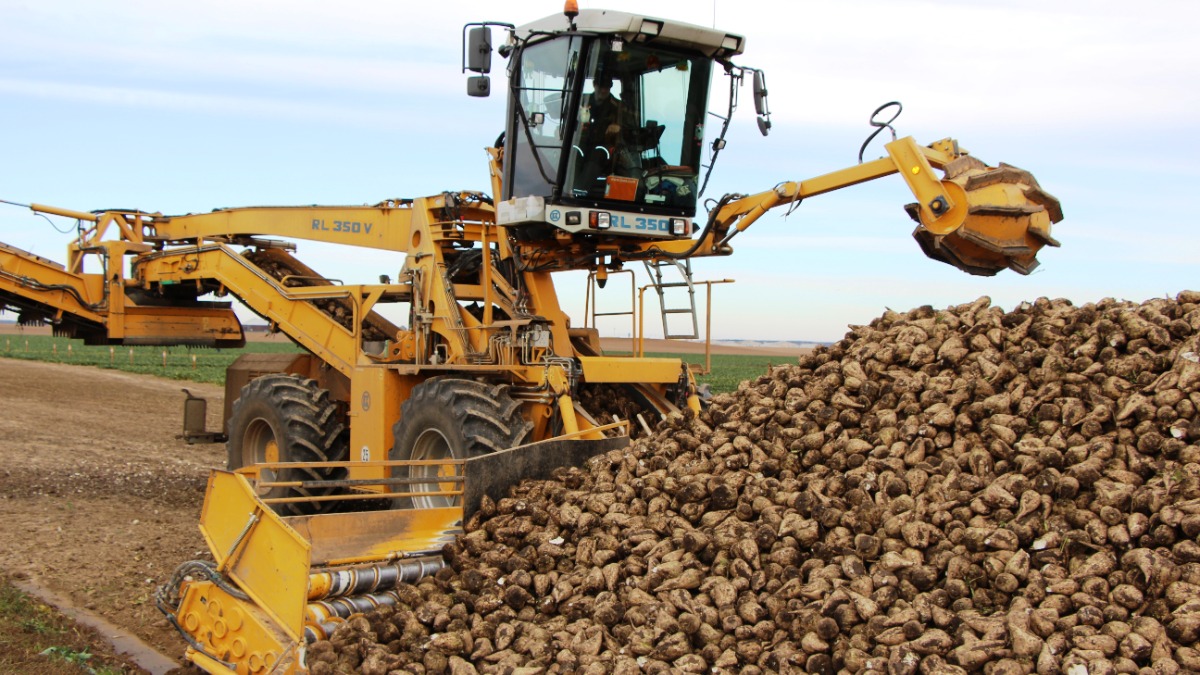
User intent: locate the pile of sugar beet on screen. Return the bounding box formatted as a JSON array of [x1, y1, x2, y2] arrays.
[[309, 292, 1200, 675]]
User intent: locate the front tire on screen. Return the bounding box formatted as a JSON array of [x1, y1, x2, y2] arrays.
[[226, 374, 348, 516], [390, 377, 532, 509]]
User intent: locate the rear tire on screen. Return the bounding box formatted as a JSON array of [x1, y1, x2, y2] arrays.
[[226, 374, 348, 516], [390, 377, 532, 509]]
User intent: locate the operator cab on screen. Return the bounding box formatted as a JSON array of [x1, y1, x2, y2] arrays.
[[465, 8, 746, 241]]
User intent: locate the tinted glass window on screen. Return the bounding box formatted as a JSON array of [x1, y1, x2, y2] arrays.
[[564, 41, 712, 213]]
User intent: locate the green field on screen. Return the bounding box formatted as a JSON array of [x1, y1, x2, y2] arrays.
[[0, 334, 302, 385], [0, 334, 792, 393], [643, 351, 795, 394]]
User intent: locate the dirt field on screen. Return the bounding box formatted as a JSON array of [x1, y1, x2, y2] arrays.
[[0, 358, 224, 669]]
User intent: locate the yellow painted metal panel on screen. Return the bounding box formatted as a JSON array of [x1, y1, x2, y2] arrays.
[[0, 242, 107, 323], [578, 355, 681, 383], [121, 305, 244, 346], [285, 506, 462, 566], [886, 137, 960, 234], [159, 204, 418, 253], [199, 471, 310, 643], [135, 245, 358, 376], [176, 582, 297, 674], [349, 368, 413, 482]]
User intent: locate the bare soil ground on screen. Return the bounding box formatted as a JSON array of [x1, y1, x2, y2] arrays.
[[0, 358, 224, 669]]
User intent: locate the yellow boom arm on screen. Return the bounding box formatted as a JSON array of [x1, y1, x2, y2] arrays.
[[653, 136, 1062, 276]]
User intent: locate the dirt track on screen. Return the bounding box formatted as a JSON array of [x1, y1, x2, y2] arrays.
[[0, 358, 224, 666]]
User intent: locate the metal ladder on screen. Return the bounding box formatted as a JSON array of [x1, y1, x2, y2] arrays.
[[644, 259, 699, 340], [585, 268, 637, 353]]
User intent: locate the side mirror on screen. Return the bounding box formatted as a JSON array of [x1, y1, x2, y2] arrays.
[[752, 70, 768, 115], [751, 70, 771, 136], [467, 26, 492, 74], [467, 75, 491, 98]]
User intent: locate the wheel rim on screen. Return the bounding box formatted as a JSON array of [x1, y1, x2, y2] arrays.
[[242, 417, 279, 497], [408, 428, 460, 509]]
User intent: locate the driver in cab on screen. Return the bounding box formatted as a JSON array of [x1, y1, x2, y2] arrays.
[[579, 74, 638, 194], [582, 75, 622, 149]]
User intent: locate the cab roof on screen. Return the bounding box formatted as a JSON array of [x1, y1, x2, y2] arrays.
[[515, 8, 745, 58]]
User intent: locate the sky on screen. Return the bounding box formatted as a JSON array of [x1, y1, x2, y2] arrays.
[[1, 0, 1197, 343]]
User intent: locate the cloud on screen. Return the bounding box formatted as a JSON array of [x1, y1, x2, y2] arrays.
[[7, 1, 1196, 135], [716, 1, 1200, 131], [0, 78, 400, 126]]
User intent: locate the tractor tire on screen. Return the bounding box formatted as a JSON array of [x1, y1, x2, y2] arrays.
[[390, 377, 532, 510], [226, 373, 348, 516]]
